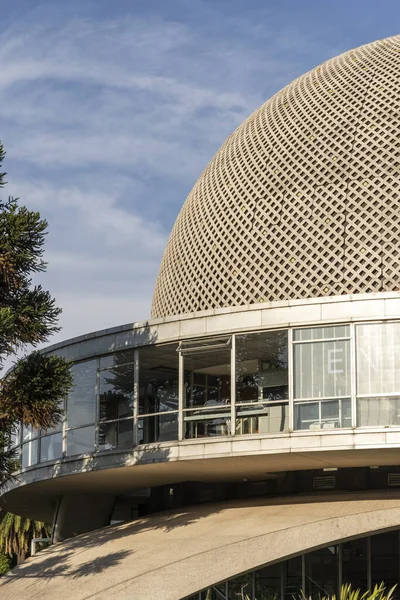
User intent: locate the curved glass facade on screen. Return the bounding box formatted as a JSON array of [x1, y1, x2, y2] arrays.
[[14, 320, 400, 467], [184, 529, 400, 600]]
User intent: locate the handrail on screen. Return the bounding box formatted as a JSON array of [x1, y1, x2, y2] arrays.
[[30, 537, 52, 556]]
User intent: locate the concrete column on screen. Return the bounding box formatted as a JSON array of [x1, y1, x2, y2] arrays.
[[53, 493, 115, 542]]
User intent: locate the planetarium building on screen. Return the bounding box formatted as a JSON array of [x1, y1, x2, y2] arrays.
[[2, 34, 400, 600]]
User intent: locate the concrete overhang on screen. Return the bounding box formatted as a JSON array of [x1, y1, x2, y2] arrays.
[[4, 429, 400, 522], [2, 491, 400, 600]]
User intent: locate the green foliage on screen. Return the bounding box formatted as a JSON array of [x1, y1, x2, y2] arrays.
[[0, 142, 73, 491], [0, 551, 11, 575], [0, 509, 51, 564], [300, 582, 397, 600], [0, 197, 60, 363], [0, 351, 72, 430]]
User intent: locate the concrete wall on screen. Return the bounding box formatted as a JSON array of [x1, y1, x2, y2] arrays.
[[2, 491, 400, 600]]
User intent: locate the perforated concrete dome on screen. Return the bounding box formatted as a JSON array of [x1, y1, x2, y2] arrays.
[[152, 35, 400, 319]]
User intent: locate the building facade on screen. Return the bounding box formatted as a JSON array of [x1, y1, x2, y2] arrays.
[[1, 34, 400, 600]]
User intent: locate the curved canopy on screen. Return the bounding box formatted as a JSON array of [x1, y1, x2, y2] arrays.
[[2, 491, 400, 600]]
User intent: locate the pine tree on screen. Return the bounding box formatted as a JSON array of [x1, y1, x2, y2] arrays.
[[0, 142, 72, 488]]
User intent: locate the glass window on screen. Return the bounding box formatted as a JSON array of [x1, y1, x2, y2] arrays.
[[100, 350, 135, 370], [357, 323, 400, 395], [98, 419, 133, 451], [200, 585, 227, 600], [236, 330, 288, 404], [67, 360, 97, 428], [236, 403, 289, 435], [295, 399, 351, 430], [184, 346, 231, 409], [184, 407, 231, 439], [294, 339, 350, 399], [371, 531, 399, 591], [66, 425, 95, 456], [40, 432, 63, 462], [10, 425, 21, 448], [22, 439, 38, 468], [305, 545, 338, 599], [255, 562, 281, 600], [139, 344, 179, 415], [42, 399, 64, 435], [22, 425, 39, 442], [294, 325, 349, 341], [99, 363, 134, 421], [138, 413, 178, 444], [228, 572, 253, 600], [357, 397, 400, 427], [342, 537, 368, 592], [284, 555, 302, 600]]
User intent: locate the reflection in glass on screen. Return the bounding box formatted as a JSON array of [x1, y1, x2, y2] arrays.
[[100, 350, 135, 370], [236, 403, 288, 434], [295, 399, 351, 430], [42, 399, 64, 435], [236, 330, 288, 404], [22, 440, 38, 468], [99, 363, 134, 421], [40, 432, 63, 462], [22, 425, 39, 442], [98, 419, 133, 451], [342, 537, 368, 592], [256, 562, 281, 600], [228, 572, 253, 600], [199, 584, 227, 600], [66, 425, 95, 456], [184, 347, 231, 409], [305, 545, 338, 598], [185, 415, 231, 439], [139, 344, 179, 414], [284, 555, 302, 600], [294, 326, 349, 341], [67, 360, 97, 428], [371, 530, 399, 591], [294, 340, 350, 399], [10, 425, 21, 448], [138, 413, 178, 444], [357, 323, 400, 395], [357, 397, 400, 427]]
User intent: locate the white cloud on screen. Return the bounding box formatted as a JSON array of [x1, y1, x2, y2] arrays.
[[9, 178, 167, 345], [0, 6, 339, 347]]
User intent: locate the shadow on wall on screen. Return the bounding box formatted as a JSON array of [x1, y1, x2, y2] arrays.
[[109, 321, 160, 356]]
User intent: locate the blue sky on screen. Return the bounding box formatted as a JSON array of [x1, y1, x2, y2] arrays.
[[0, 0, 399, 343]]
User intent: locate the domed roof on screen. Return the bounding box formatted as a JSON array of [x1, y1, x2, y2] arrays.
[[152, 35, 400, 319]]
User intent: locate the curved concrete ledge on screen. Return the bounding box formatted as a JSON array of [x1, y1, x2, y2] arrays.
[[2, 491, 400, 600], [42, 291, 400, 363], [6, 430, 400, 522]]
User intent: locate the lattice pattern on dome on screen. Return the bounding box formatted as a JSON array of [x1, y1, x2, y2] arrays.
[[152, 35, 400, 318]]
